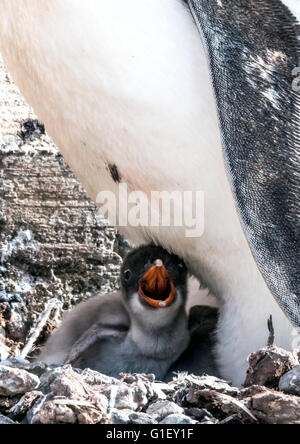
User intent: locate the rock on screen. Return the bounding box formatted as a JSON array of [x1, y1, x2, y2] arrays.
[[279, 365, 300, 397], [80, 368, 119, 386], [160, 414, 197, 424], [110, 408, 131, 424], [0, 357, 47, 376], [121, 374, 151, 410], [6, 310, 30, 343], [0, 365, 40, 396], [8, 390, 43, 422], [244, 346, 299, 388], [171, 373, 239, 409], [0, 395, 21, 415], [32, 402, 77, 425], [184, 407, 214, 421], [147, 400, 184, 421], [49, 367, 89, 399], [109, 384, 140, 411], [243, 385, 300, 424], [121, 373, 167, 402], [107, 374, 165, 412], [19, 119, 45, 143], [166, 374, 256, 423], [26, 395, 50, 424], [27, 362, 48, 378], [200, 417, 219, 424], [1, 357, 31, 369], [0, 413, 18, 424], [110, 409, 159, 426], [0, 355, 300, 424], [38, 365, 80, 393], [129, 412, 155, 424], [121, 373, 155, 384], [173, 374, 239, 397], [186, 389, 257, 424], [31, 367, 108, 424], [0, 339, 10, 361]]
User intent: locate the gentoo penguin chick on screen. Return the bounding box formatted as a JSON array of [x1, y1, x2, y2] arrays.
[[39, 245, 190, 380]]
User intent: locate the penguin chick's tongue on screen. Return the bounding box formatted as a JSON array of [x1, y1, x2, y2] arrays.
[[138, 260, 176, 308]]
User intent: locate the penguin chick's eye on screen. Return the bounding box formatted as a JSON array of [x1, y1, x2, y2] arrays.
[[123, 269, 132, 281], [178, 264, 184, 274]]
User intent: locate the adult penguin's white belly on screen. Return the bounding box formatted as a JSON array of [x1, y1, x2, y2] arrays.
[[282, 0, 300, 18], [0, 0, 296, 386]]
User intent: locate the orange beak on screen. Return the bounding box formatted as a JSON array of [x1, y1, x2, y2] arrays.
[[138, 259, 176, 308]]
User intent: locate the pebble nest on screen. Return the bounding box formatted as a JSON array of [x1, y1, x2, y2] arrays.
[[0, 346, 299, 424]]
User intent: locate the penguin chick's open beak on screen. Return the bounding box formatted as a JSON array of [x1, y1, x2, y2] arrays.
[[138, 259, 176, 308]]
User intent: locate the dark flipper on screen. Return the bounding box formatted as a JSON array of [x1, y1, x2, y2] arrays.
[[66, 322, 127, 368], [188, 0, 300, 326]]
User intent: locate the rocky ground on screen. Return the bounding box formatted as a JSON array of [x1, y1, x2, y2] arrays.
[[0, 346, 299, 424], [0, 56, 299, 425]]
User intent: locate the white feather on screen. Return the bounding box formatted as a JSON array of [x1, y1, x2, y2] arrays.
[[281, 0, 300, 20]]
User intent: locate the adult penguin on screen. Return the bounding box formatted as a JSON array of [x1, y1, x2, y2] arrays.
[[0, 0, 298, 386]]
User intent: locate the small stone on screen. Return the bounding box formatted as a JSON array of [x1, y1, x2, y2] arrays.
[[32, 367, 108, 424], [1, 358, 47, 377], [129, 412, 156, 424], [76, 400, 108, 425], [160, 414, 196, 424], [27, 362, 48, 377], [147, 400, 184, 421], [279, 365, 300, 396], [0, 413, 18, 424], [110, 408, 131, 424], [38, 365, 79, 393], [49, 367, 88, 399], [0, 340, 10, 362], [0, 357, 30, 370], [26, 394, 50, 424], [109, 384, 137, 411], [200, 417, 219, 424], [244, 347, 299, 388], [32, 401, 77, 424], [121, 373, 155, 384], [0, 365, 40, 396], [243, 385, 300, 424], [130, 381, 148, 410], [80, 368, 119, 386], [6, 311, 30, 343], [0, 395, 21, 414], [185, 407, 214, 420], [185, 389, 257, 424], [172, 374, 239, 401], [121, 373, 167, 403], [8, 390, 43, 422]]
